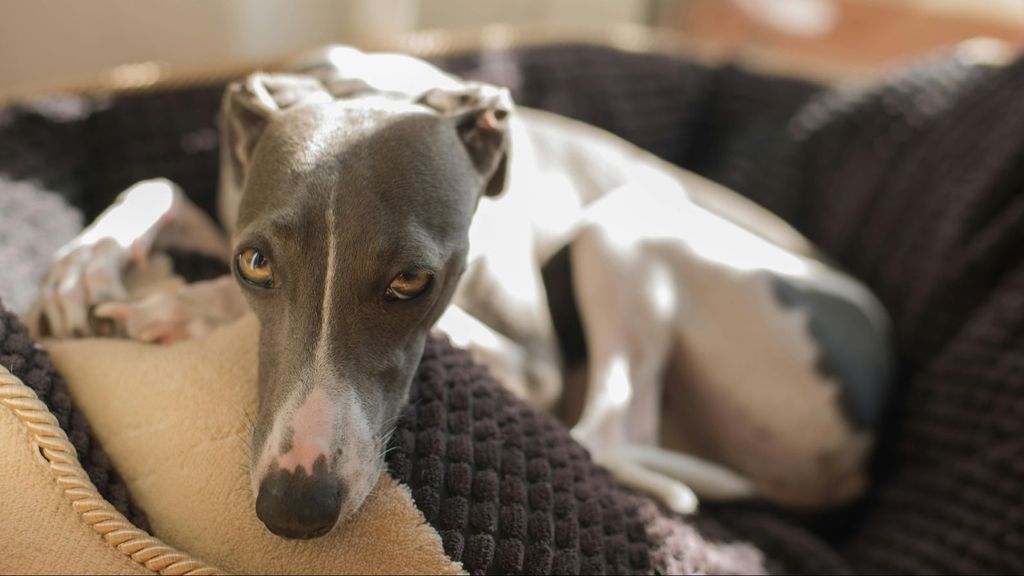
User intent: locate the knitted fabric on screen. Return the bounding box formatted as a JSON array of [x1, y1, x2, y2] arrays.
[[387, 336, 766, 575], [787, 54, 1024, 576], [0, 178, 81, 314]]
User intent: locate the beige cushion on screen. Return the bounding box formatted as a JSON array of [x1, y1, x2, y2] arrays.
[[31, 315, 459, 574], [0, 380, 156, 575]]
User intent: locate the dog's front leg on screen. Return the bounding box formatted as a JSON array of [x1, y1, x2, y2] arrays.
[[93, 275, 245, 344], [35, 178, 228, 338], [433, 304, 544, 402]]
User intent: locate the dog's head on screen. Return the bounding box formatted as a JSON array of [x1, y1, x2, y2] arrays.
[[221, 71, 511, 539]]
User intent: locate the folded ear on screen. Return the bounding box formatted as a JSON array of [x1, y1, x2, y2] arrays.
[[417, 83, 513, 198], [221, 72, 333, 186]]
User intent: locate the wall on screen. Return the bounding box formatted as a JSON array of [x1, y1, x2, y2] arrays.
[[0, 0, 649, 95]]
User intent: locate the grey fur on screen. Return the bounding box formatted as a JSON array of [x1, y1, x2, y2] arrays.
[[224, 74, 511, 538]]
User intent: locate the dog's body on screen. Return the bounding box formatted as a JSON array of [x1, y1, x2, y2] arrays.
[[32, 46, 892, 539]]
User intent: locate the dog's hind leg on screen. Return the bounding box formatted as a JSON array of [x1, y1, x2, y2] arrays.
[[567, 220, 704, 513]]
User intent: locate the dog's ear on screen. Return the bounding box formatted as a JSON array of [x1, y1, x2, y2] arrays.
[[417, 83, 513, 198], [221, 73, 332, 185]]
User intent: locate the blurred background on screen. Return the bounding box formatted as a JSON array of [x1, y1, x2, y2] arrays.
[[2, 0, 1022, 98]]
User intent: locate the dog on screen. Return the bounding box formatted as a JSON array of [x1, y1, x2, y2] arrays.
[[31, 46, 892, 539]]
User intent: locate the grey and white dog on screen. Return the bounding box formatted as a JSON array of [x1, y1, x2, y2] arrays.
[[31, 46, 892, 540]]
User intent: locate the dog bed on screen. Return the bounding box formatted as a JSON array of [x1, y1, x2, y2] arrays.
[[1, 297, 766, 574], [2, 37, 1023, 574]]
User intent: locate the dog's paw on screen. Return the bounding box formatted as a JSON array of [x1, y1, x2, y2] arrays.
[[591, 444, 761, 514], [93, 290, 208, 345], [599, 453, 700, 515], [37, 237, 137, 338]]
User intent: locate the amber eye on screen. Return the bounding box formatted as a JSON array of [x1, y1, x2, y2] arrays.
[[235, 248, 276, 288], [385, 270, 433, 301]]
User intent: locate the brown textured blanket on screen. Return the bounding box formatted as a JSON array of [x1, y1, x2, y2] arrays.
[[34, 307, 766, 574], [1, 41, 1022, 574]]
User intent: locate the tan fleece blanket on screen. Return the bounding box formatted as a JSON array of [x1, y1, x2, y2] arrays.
[[39, 315, 460, 575], [0, 387, 155, 575]]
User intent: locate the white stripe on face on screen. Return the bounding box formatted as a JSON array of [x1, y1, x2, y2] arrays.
[[249, 202, 385, 516], [315, 205, 337, 375]]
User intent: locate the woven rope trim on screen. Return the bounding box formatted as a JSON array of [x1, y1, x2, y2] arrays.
[[0, 365, 222, 575]]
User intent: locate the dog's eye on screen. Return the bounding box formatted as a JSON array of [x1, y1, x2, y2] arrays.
[[236, 248, 276, 288], [385, 270, 432, 301]]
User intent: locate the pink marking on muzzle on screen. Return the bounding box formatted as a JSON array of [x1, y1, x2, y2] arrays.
[[277, 387, 335, 475]]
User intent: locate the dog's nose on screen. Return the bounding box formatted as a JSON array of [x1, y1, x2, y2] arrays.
[[255, 463, 344, 539]]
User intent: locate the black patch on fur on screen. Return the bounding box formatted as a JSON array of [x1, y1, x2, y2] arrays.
[[769, 274, 891, 429]]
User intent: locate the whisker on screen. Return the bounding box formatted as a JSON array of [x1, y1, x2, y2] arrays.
[[379, 443, 401, 458]]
